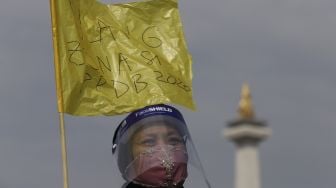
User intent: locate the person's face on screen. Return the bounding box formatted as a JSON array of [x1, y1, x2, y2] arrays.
[[131, 123, 185, 157]]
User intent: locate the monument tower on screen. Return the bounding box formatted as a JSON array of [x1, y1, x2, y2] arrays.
[[223, 84, 271, 188]]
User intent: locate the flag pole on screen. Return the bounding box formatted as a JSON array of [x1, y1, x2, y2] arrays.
[[59, 113, 69, 188], [50, 0, 69, 187]]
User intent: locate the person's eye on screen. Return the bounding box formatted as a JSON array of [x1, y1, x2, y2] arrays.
[[168, 137, 183, 145], [140, 138, 156, 146]]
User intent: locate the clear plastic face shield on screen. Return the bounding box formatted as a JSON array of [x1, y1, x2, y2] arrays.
[[113, 115, 211, 188]]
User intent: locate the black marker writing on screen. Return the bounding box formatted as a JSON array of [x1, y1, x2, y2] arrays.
[[97, 56, 111, 74], [167, 74, 177, 84], [142, 26, 162, 48], [67, 40, 84, 65], [80, 72, 93, 93], [121, 25, 131, 39], [154, 70, 168, 83], [154, 71, 191, 92], [84, 72, 92, 82], [141, 51, 161, 65], [118, 53, 132, 75], [96, 76, 107, 91], [112, 80, 129, 98], [176, 78, 191, 92], [90, 18, 116, 43], [132, 74, 148, 93]]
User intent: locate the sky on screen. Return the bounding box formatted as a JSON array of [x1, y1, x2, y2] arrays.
[[1, 0, 336, 187]]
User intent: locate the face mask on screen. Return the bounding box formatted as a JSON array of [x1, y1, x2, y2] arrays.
[[125, 145, 188, 187]]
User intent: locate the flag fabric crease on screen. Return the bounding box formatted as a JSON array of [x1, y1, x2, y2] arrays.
[[51, 0, 195, 116]]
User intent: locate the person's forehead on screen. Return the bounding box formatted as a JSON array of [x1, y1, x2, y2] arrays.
[[135, 123, 180, 136]]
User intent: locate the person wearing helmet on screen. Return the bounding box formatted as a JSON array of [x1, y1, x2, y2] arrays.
[[112, 104, 211, 188]]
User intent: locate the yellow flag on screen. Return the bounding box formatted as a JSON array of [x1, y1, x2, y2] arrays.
[[50, 0, 195, 116]]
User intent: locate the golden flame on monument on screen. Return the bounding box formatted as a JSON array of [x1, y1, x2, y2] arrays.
[[238, 83, 255, 119]]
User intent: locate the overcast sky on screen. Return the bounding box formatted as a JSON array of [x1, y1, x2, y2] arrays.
[[1, 0, 336, 187]]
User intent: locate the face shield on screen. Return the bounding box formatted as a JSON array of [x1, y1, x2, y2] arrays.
[[112, 104, 211, 188]]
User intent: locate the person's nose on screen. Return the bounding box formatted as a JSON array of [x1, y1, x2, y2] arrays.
[[156, 137, 167, 146]]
